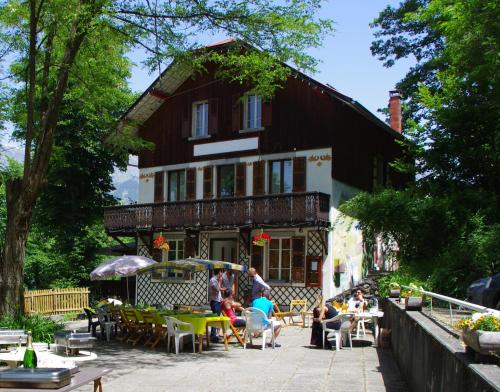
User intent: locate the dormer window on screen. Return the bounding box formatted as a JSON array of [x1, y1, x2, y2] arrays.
[[245, 94, 262, 129], [192, 101, 209, 137]]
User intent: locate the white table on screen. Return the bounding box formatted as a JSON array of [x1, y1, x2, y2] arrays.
[[342, 310, 384, 346], [0, 347, 97, 369]]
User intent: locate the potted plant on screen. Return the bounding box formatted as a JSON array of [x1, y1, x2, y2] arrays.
[[403, 283, 424, 311], [457, 313, 500, 357], [389, 283, 401, 298]]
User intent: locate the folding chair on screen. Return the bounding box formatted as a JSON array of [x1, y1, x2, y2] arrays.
[[290, 299, 308, 327], [272, 302, 294, 326], [227, 323, 246, 347]]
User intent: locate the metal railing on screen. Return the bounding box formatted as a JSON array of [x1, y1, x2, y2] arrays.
[[401, 285, 500, 334]]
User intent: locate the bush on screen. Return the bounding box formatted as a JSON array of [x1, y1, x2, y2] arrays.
[[378, 266, 428, 298], [0, 314, 64, 343]]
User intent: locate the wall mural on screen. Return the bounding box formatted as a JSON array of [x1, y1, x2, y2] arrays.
[[332, 214, 364, 288]]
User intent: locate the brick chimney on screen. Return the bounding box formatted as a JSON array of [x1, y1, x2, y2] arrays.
[[389, 90, 402, 133]]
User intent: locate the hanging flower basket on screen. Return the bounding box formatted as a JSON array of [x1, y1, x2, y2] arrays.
[[153, 234, 170, 251], [252, 229, 271, 247]]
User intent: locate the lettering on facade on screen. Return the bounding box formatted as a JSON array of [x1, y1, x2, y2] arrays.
[[308, 154, 332, 167], [139, 172, 155, 182]]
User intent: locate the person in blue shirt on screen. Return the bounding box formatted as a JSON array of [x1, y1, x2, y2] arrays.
[[251, 288, 282, 347]]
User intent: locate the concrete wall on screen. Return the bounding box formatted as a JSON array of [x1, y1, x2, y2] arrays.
[[383, 299, 500, 392]]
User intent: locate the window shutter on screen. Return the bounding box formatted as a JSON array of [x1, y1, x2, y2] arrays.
[[235, 163, 246, 197], [253, 161, 265, 195], [262, 100, 272, 127], [181, 104, 191, 138], [154, 171, 164, 202], [203, 166, 213, 199], [186, 168, 196, 200], [208, 98, 218, 135], [231, 95, 242, 132], [306, 256, 322, 288], [291, 237, 305, 283], [292, 157, 306, 192], [184, 237, 196, 258]]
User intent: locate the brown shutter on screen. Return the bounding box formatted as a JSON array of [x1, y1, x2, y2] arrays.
[[154, 171, 164, 202], [235, 163, 246, 197], [291, 237, 305, 283], [208, 98, 218, 135], [186, 168, 196, 200], [253, 161, 265, 195], [306, 256, 322, 288], [231, 94, 242, 132], [293, 157, 306, 192], [181, 104, 191, 138], [262, 100, 272, 127], [184, 237, 196, 258], [203, 166, 213, 199], [251, 244, 263, 275]]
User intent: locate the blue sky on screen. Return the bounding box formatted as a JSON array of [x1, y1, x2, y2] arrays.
[[127, 0, 414, 121]]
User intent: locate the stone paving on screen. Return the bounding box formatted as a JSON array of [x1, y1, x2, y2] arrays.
[[68, 321, 408, 392]]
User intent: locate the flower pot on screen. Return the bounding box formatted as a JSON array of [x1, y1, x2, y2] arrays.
[[389, 289, 400, 298], [462, 328, 500, 356], [405, 297, 423, 311]]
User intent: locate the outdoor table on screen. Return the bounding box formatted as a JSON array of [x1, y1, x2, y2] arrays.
[[158, 312, 230, 353], [0, 367, 111, 392], [340, 310, 384, 346], [0, 347, 97, 369]]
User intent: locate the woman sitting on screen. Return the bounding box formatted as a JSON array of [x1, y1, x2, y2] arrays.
[[310, 298, 346, 349], [221, 289, 246, 327]]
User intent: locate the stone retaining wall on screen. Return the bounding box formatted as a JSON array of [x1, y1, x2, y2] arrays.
[[383, 299, 500, 392]]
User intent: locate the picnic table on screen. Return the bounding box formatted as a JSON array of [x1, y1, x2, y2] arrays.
[[0, 347, 97, 369], [0, 368, 111, 392]]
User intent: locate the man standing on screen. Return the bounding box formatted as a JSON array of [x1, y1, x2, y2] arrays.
[[209, 269, 224, 342], [248, 267, 270, 303], [221, 269, 235, 295]]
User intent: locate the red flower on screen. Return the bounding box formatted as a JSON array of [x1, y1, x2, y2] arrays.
[[252, 229, 271, 246], [153, 234, 170, 251]]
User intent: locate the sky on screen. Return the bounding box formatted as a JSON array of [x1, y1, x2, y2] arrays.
[[127, 0, 414, 120]]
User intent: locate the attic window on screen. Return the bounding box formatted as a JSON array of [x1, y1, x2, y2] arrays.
[[192, 101, 209, 137]]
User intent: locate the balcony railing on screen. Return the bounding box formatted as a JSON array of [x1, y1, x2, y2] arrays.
[[104, 192, 330, 234]]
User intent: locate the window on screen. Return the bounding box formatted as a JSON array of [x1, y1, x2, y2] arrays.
[[266, 237, 305, 284], [152, 239, 192, 281], [192, 101, 209, 137], [245, 94, 262, 129], [168, 170, 186, 202], [270, 160, 292, 194], [217, 165, 235, 198]]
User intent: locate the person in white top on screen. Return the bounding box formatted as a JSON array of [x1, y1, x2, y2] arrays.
[[347, 289, 367, 312], [248, 268, 270, 303]]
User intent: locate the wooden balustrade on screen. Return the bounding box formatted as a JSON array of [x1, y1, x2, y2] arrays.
[[104, 192, 330, 234]]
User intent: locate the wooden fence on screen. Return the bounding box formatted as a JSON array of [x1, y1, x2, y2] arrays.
[[23, 287, 89, 315]]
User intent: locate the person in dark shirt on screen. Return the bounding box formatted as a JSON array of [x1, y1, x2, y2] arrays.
[[310, 298, 343, 349]]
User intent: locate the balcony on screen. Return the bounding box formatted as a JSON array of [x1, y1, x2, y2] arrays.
[[104, 192, 330, 234]]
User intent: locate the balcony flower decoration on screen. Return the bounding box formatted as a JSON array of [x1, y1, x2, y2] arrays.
[[252, 229, 271, 247], [153, 233, 170, 251]]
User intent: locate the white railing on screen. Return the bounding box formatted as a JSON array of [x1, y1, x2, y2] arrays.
[[401, 285, 500, 332]]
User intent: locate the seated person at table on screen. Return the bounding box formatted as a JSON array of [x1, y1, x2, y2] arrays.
[[221, 289, 246, 327], [347, 289, 367, 311], [311, 298, 354, 348], [252, 289, 282, 346]]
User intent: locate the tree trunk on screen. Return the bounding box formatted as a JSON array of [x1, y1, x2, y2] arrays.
[[0, 178, 33, 316]]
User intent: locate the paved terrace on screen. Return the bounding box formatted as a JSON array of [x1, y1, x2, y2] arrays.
[[66, 321, 407, 392]]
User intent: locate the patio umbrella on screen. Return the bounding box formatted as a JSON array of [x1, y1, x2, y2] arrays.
[[90, 255, 158, 302], [186, 257, 248, 272]]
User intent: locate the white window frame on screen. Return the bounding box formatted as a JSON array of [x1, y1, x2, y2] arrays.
[[151, 239, 194, 283], [267, 237, 292, 283], [192, 100, 209, 138], [243, 94, 262, 130]]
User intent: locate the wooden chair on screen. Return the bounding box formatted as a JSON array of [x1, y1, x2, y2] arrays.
[[123, 309, 144, 346], [290, 299, 308, 327], [144, 312, 167, 349], [227, 323, 246, 347], [272, 302, 295, 326]]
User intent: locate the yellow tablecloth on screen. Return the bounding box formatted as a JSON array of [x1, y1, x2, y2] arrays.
[[166, 314, 230, 335]]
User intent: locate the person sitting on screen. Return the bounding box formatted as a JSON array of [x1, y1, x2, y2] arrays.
[[311, 298, 353, 349], [347, 289, 367, 312], [252, 288, 282, 347], [221, 289, 246, 328]]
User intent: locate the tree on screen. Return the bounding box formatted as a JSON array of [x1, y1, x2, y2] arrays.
[[0, 0, 333, 315], [340, 0, 499, 296]]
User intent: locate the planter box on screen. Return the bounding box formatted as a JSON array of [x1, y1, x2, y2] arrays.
[[462, 328, 500, 356], [389, 289, 401, 298], [405, 297, 423, 311]]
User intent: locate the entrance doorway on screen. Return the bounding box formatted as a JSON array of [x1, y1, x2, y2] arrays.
[[210, 239, 237, 263]]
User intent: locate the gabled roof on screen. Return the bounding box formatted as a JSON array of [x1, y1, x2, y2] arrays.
[[121, 39, 402, 139]]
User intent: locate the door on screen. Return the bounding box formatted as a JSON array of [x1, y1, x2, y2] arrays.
[[210, 239, 237, 263]]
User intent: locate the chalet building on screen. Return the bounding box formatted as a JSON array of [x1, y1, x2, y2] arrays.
[[104, 41, 407, 308]]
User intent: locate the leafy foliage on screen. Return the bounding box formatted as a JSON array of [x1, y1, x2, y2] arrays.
[[0, 313, 63, 343], [342, 0, 499, 297], [377, 266, 427, 298]]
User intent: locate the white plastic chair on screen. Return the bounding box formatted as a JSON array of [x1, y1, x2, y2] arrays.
[[356, 318, 368, 339], [242, 307, 275, 350], [322, 314, 353, 350], [165, 317, 195, 354]]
